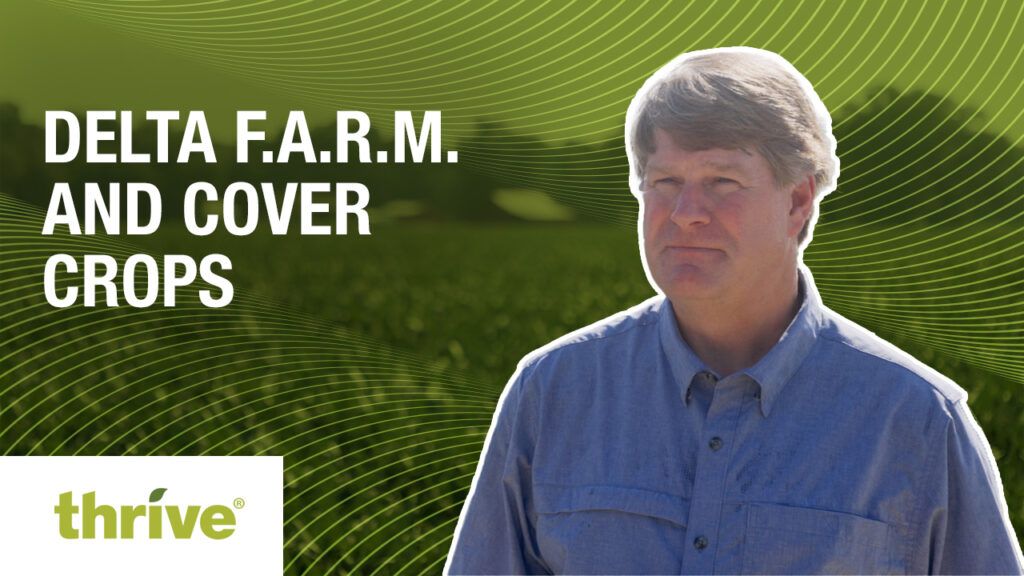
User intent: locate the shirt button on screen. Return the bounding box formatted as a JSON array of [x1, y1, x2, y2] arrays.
[[709, 436, 723, 451], [693, 535, 708, 551]]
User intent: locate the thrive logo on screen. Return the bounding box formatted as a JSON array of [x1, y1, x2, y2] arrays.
[[54, 488, 241, 540]]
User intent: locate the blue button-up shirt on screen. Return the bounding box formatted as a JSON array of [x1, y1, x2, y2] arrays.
[[446, 268, 1023, 574]]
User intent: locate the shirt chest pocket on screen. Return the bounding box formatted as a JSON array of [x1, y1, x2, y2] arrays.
[[534, 484, 689, 574], [742, 503, 899, 575]]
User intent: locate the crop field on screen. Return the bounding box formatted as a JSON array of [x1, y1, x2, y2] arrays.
[[1, 192, 1020, 573]]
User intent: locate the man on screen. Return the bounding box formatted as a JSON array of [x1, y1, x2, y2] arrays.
[[445, 47, 1023, 574]]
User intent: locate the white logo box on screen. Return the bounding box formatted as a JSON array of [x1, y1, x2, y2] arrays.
[[0, 456, 282, 576]]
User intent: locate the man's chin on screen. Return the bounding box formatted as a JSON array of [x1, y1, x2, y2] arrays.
[[657, 270, 724, 302]]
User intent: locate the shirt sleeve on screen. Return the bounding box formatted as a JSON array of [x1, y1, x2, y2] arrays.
[[914, 398, 1024, 574], [444, 361, 548, 575]]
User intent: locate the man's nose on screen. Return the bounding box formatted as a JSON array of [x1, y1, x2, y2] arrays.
[[669, 184, 712, 227]]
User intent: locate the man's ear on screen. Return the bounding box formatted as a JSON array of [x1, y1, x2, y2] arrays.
[[788, 175, 816, 238]]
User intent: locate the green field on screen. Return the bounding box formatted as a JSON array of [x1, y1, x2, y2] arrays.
[[1, 192, 1021, 573]]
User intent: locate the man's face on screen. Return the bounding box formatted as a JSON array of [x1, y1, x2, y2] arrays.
[[639, 129, 810, 305]]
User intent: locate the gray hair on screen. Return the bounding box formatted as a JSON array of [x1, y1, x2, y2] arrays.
[[625, 47, 838, 246]]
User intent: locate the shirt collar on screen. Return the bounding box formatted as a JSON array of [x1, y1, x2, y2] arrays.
[[658, 264, 825, 417], [658, 294, 710, 407]]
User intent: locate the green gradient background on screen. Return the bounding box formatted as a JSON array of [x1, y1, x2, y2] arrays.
[[1, 1, 1022, 574]]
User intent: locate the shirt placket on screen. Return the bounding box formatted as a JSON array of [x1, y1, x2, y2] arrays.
[[681, 372, 747, 574]]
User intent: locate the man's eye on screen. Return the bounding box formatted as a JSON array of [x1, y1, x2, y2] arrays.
[[713, 177, 736, 185], [646, 178, 678, 191]]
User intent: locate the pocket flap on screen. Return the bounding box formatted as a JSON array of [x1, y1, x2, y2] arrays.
[[535, 484, 689, 527], [747, 502, 891, 548]]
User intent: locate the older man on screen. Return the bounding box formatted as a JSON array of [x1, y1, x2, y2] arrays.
[[445, 48, 1023, 574]]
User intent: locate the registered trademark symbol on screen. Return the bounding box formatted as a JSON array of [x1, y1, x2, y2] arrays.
[[233, 497, 245, 509]]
